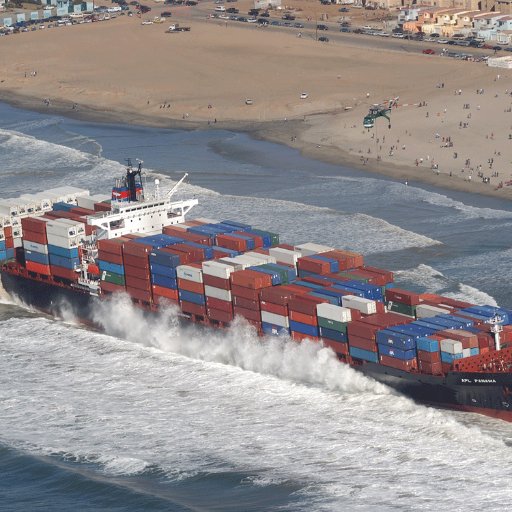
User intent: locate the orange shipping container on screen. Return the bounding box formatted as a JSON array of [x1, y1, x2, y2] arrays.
[[230, 269, 272, 290], [177, 278, 205, 295], [26, 260, 51, 276], [289, 310, 318, 326]]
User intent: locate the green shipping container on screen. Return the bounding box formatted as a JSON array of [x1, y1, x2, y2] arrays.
[[388, 301, 416, 317], [318, 316, 348, 333], [102, 270, 125, 286]]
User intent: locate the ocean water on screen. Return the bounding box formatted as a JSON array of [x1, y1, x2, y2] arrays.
[[1, 102, 512, 510]]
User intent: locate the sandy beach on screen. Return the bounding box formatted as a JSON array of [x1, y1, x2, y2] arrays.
[[1, 1, 511, 198]]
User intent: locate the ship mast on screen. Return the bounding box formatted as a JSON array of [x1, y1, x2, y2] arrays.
[[487, 312, 504, 351]]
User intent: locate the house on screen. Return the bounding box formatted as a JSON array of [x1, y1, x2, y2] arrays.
[[473, 11, 506, 39], [254, 0, 281, 9], [0, 0, 5, 11], [494, 0, 512, 14]]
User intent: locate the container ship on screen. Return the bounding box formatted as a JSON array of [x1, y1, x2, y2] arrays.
[[2, 161, 512, 422]]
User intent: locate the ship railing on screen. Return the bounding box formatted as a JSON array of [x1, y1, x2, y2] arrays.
[[452, 346, 512, 373]]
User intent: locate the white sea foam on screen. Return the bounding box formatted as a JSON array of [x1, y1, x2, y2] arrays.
[[445, 283, 498, 307], [0, 313, 512, 510], [394, 264, 448, 292]]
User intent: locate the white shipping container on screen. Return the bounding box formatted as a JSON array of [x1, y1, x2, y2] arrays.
[[462, 348, 472, 358], [16, 196, 37, 216], [46, 232, 80, 249], [261, 310, 289, 328], [204, 285, 232, 302], [416, 304, 451, 318], [0, 229, 4, 241], [13, 237, 22, 248], [194, 217, 220, 224], [23, 240, 49, 255], [268, 247, 301, 266], [12, 226, 22, 238], [0, 199, 20, 217], [316, 303, 352, 323], [244, 251, 277, 264], [202, 260, 237, 279], [76, 194, 110, 210], [294, 242, 334, 257], [440, 339, 463, 354], [56, 218, 86, 235], [10, 216, 20, 227], [46, 219, 77, 238], [233, 254, 266, 268], [341, 295, 377, 315], [218, 257, 249, 271], [28, 192, 54, 212], [45, 186, 90, 204], [176, 264, 203, 283]]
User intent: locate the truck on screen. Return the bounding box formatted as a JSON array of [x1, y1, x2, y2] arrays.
[[166, 23, 191, 32]]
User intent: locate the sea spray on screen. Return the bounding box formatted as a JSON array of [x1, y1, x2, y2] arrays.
[[91, 293, 390, 396]]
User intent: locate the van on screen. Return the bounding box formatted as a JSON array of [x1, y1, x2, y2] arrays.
[[215, 5, 226, 11]]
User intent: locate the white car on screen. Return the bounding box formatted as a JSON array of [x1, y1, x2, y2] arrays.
[[247, 17, 257, 23], [437, 39, 449, 44], [141, 20, 153, 25], [300, 92, 308, 99]]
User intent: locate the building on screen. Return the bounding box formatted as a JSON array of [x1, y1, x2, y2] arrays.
[[254, 0, 281, 9], [0, 0, 5, 11]]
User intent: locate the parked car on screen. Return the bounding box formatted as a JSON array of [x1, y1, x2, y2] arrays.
[[422, 48, 435, 54], [340, 27, 350, 32], [339, 7, 349, 11], [226, 7, 238, 13], [294, 22, 304, 28], [317, 24, 328, 31], [260, 11, 270, 17], [318, 36, 329, 42]]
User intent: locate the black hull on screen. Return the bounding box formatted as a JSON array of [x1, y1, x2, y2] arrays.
[[3, 271, 512, 421]]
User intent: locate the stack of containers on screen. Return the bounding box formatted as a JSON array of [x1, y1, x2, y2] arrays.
[[440, 339, 464, 371], [0, 224, 15, 262], [316, 303, 352, 357], [385, 288, 421, 317], [288, 294, 328, 342], [20, 217, 50, 275], [150, 247, 182, 306], [122, 239, 154, 303], [177, 263, 206, 318], [46, 219, 83, 281], [375, 329, 419, 371], [231, 268, 272, 328], [97, 238, 128, 295], [416, 336, 442, 374], [202, 260, 238, 324]]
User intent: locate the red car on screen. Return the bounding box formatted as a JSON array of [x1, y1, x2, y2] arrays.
[[422, 48, 435, 54]]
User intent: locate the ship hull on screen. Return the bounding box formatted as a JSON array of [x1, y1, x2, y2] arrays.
[[3, 271, 512, 421]]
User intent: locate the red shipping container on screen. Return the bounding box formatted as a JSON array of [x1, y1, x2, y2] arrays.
[[441, 362, 452, 373], [125, 275, 151, 291], [163, 226, 211, 245], [50, 265, 78, 281], [252, 248, 270, 256], [322, 250, 364, 270], [231, 284, 261, 301], [259, 285, 306, 306], [126, 286, 152, 302], [172, 243, 205, 262], [207, 307, 234, 323], [289, 310, 317, 326], [124, 264, 150, 280], [418, 359, 443, 374], [231, 269, 272, 289], [98, 251, 124, 266], [100, 280, 125, 294], [288, 295, 327, 316], [233, 305, 261, 322], [291, 331, 321, 343], [180, 300, 206, 316], [232, 295, 259, 310], [203, 274, 231, 290], [379, 355, 418, 372], [177, 278, 204, 295], [70, 206, 95, 216], [417, 349, 441, 363], [360, 312, 411, 329], [94, 202, 112, 212], [437, 329, 478, 349], [385, 288, 421, 306], [361, 265, 394, 284], [123, 254, 149, 269], [152, 285, 179, 301], [26, 260, 51, 275], [347, 321, 379, 341], [297, 256, 331, 275], [5, 237, 13, 249], [260, 300, 288, 316], [98, 238, 128, 257], [348, 334, 378, 352], [322, 339, 349, 356], [215, 234, 247, 252], [234, 231, 263, 249], [21, 217, 48, 234], [206, 296, 233, 313], [478, 333, 495, 349], [22, 229, 47, 245], [123, 241, 153, 258], [277, 243, 295, 250], [4, 226, 12, 237]]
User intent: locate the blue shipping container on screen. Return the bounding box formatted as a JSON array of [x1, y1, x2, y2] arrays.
[[51, 202, 75, 212], [25, 250, 50, 266], [221, 220, 252, 230], [289, 320, 319, 338], [378, 344, 416, 360], [349, 346, 379, 363], [149, 249, 181, 268], [262, 322, 290, 336], [49, 253, 80, 270], [178, 289, 205, 306], [151, 274, 178, 289], [150, 263, 177, 278], [416, 337, 439, 353], [98, 260, 125, 275], [319, 326, 347, 343], [441, 351, 464, 364], [375, 329, 417, 350], [0, 240, 5, 251], [48, 244, 79, 259]]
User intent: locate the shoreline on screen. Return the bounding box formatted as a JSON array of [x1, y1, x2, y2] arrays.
[[2, 89, 511, 201]]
